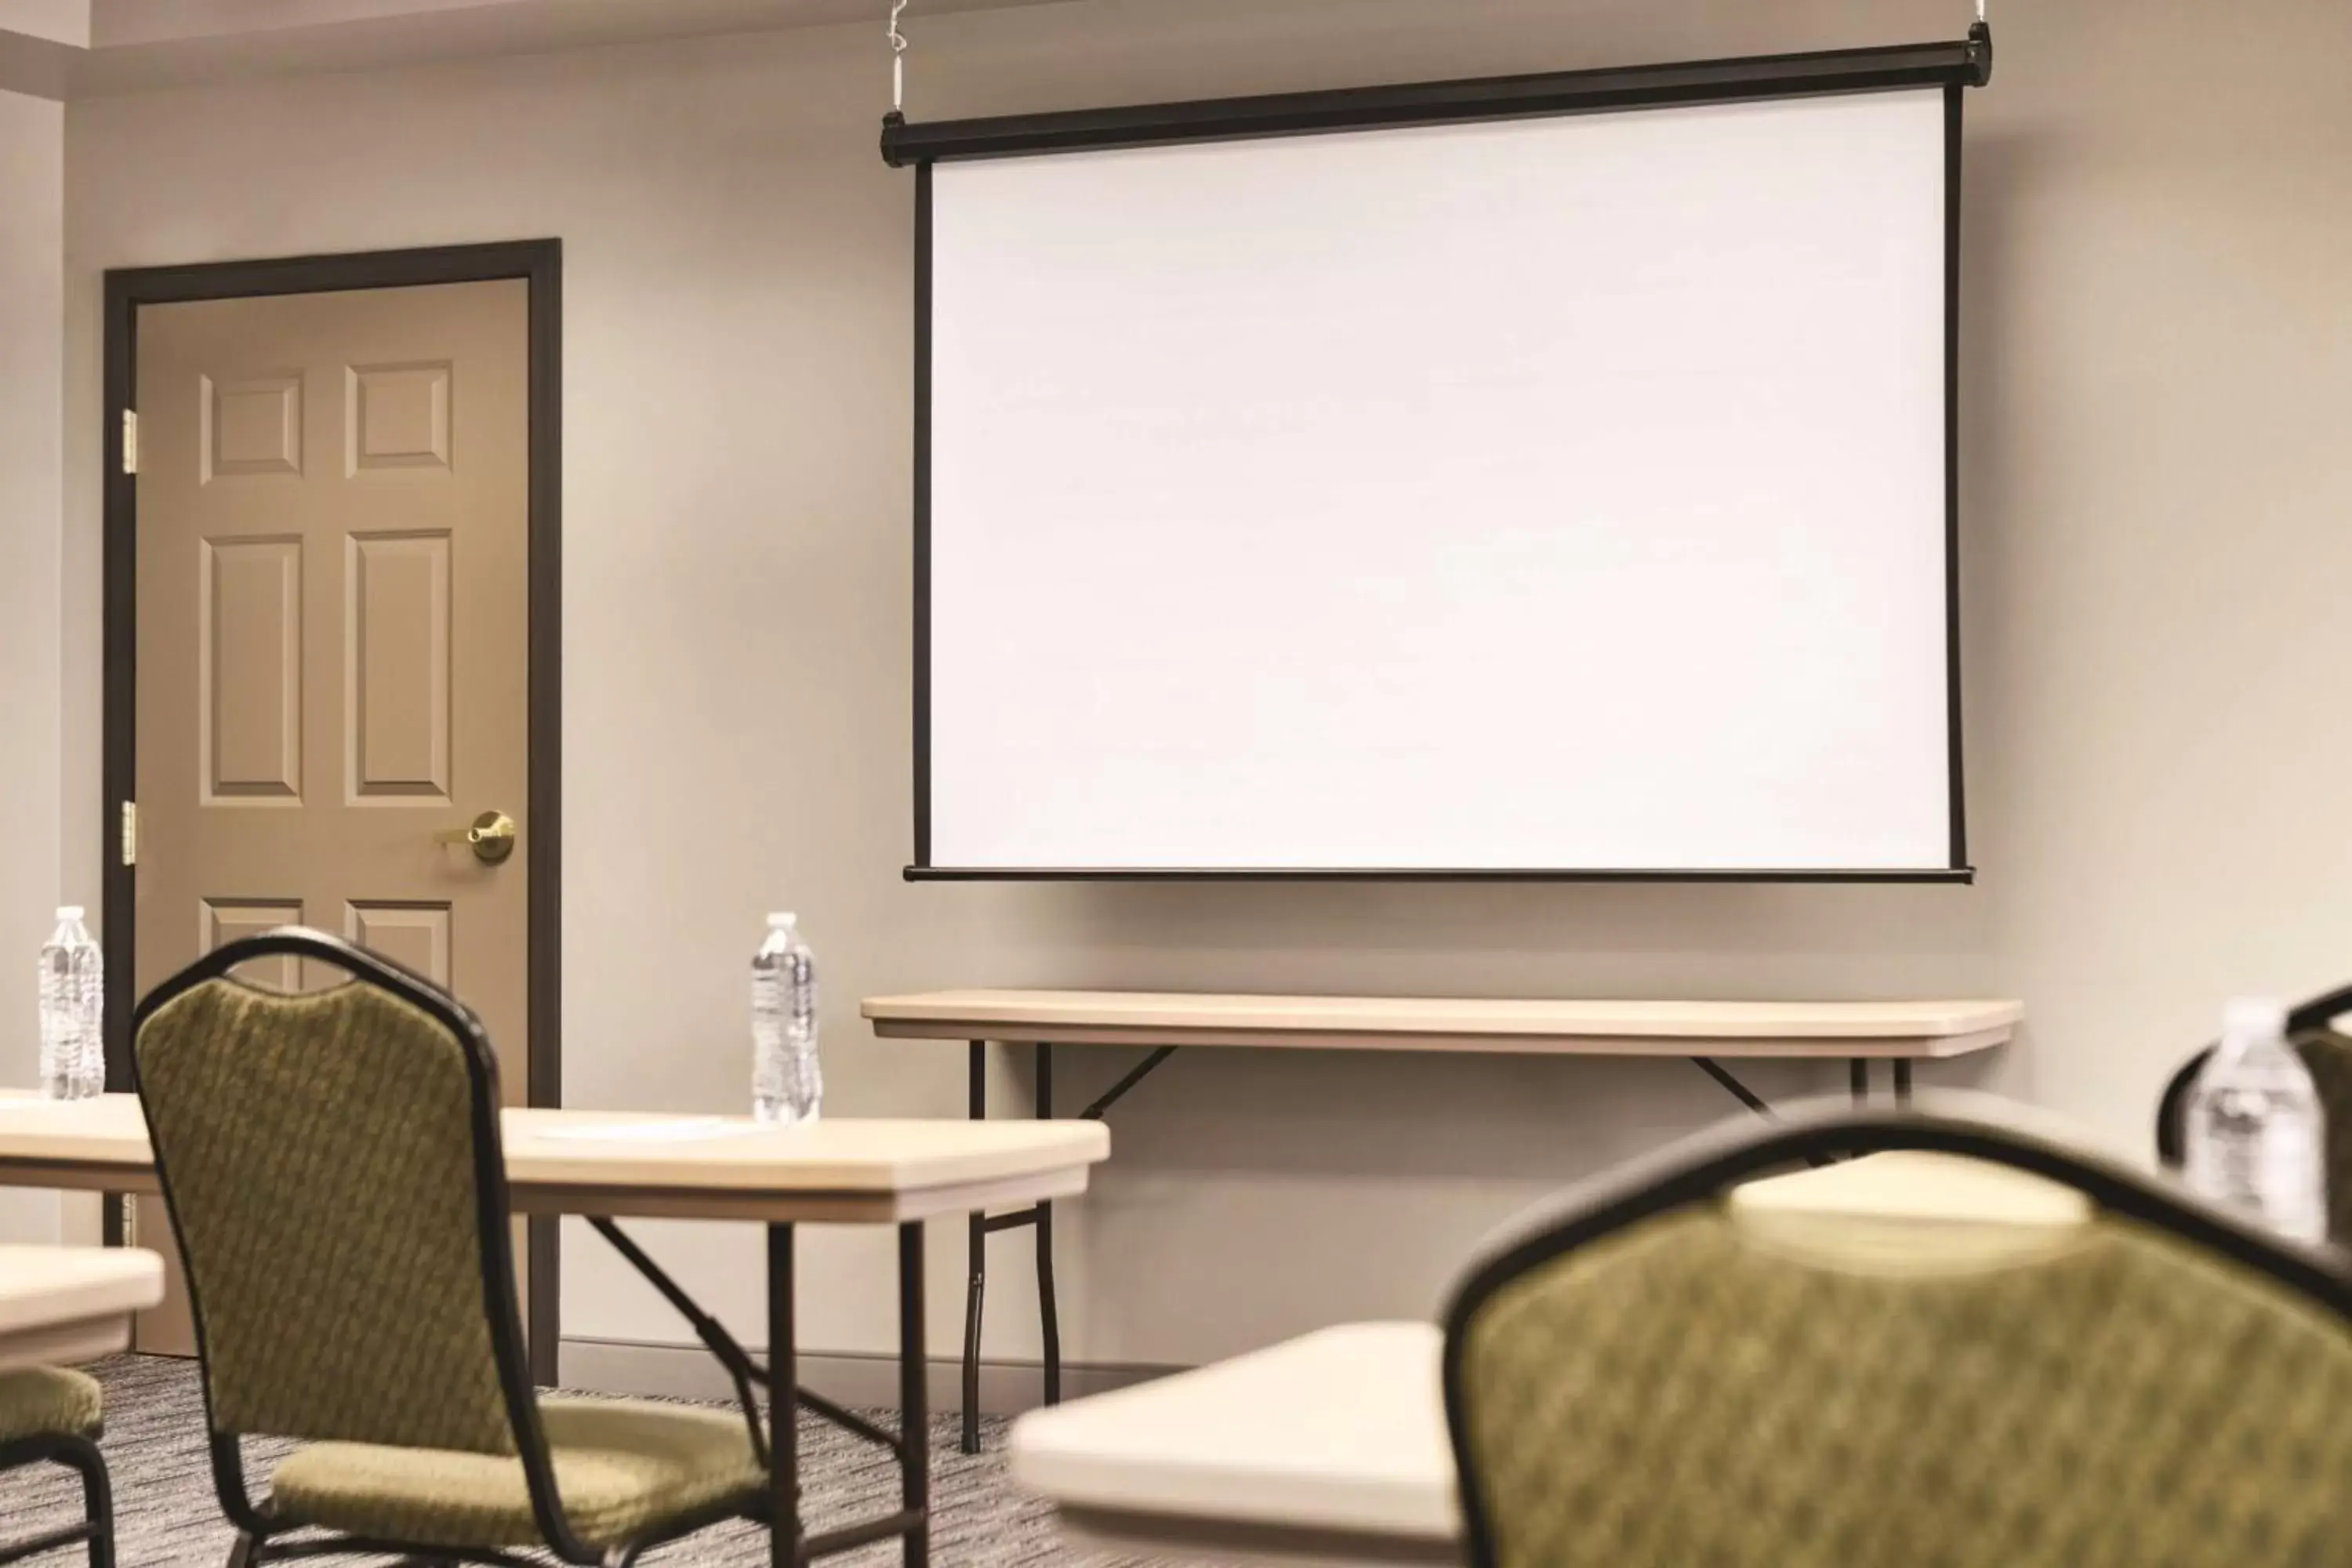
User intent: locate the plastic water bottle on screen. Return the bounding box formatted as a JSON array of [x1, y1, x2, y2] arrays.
[[751, 913, 822, 1125], [38, 907, 106, 1102], [2185, 996, 2327, 1244]]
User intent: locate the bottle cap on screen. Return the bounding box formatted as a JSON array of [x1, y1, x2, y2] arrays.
[[768, 912, 797, 927], [56, 906, 83, 922], [2222, 996, 2288, 1040]]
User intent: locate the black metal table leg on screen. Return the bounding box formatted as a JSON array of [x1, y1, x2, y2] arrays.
[[1690, 1056, 1772, 1118], [593, 1214, 921, 1563], [961, 1041, 985, 1456], [898, 1221, 928, 1568], [769, 1222, 797, 1568], [1082, 1046, 1179, 1118], [1850, 1058, 1870, 1105], [1894, 1058, 1914, 1105], [1036, 1043, 1061, 1407]]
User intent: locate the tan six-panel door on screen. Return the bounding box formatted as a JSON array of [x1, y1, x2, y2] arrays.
[[134, 281, 532, 1350]]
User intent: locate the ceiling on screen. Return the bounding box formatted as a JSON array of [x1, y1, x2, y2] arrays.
[[0, 0, 1079, 98]]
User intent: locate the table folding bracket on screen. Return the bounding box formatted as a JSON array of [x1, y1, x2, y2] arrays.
[[590, 1216, 930, 1566], [1690, 1053, 1912, 1119]]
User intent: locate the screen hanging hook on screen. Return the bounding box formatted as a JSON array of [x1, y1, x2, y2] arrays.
[[888, 0, 909, 114]]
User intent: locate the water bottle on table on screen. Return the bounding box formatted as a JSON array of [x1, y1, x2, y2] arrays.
[[751, 913, 822, 1125], [38, 906, 106, 1102], [2185, 996, 2326, 1244]]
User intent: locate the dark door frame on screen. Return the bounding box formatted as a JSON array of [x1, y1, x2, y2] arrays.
[[101, 240, 564, 1380]]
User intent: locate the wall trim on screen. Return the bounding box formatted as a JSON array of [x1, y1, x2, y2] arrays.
[[559, 1336, 1179, 1416]]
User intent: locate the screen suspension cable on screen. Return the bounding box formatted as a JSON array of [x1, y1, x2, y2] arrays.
[[888, 0, 909, 114]]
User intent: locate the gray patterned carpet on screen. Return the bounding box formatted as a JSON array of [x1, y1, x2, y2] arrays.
[[0, 1358, 1147, 1568]]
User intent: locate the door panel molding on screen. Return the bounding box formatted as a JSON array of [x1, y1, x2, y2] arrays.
[[346, 528, 456, 802], [103, 240, 564, 1381], [199, 533, 306, 802]]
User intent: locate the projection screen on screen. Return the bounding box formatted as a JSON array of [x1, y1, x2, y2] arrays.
[[895, 42, 1984, 880]]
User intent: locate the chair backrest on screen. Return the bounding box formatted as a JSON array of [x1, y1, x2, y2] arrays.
[[2155, 985, 2352, 1243], [132, 930, 535, 1457], [1444, 1105, 2352, 1568]]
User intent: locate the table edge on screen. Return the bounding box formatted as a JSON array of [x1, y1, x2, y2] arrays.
[[509, 1162, 1093, 1222], [0, 1156, 1091, 1223], [869, 1019, 2013, 1058], [862, 993, 2024, 1038], [1054, 1502, 1460, 1567], [0, 1312, 136, 1376]]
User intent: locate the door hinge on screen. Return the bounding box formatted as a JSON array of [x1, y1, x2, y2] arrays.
[[121, 800, 137, 867], [121, 409, 138, 475]]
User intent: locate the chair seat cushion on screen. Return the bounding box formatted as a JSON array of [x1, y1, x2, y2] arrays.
[[0, 1367, 102, 1443], [267, 1396, 764, 1548]]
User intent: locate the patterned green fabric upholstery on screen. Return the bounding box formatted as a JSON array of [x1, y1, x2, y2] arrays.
[[135, 978, 513, 1454], [267, 1397, 764, 1548], [0, 1367, 101, 1443], [1455, 1205, 2352, 1567]]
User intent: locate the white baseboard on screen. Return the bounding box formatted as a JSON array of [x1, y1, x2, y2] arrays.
[[559, 1336, 1179, 1415]]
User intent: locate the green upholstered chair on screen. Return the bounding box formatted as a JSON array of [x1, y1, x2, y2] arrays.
[[2157, 984, 2352, 1243], [131, 927, 768, 1568], [0, 1369, 111, 1568], [1443, 1104, 2352, 1568]]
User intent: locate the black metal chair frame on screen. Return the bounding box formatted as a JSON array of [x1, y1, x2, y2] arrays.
[[1439, 1101, 2352, 1568], [132, 929, 771, 1568], [2154, 981, 2352, 1167], [0, 1432, 112, 1568]]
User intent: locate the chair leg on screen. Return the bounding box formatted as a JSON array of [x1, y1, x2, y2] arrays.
[[49, 1436, 113, 1568], [600, 1547, 644, 1568], [224, 1530, 258, 1568]]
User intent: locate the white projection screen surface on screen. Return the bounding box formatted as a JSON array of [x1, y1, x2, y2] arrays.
[[919, 84, 1964, 877]]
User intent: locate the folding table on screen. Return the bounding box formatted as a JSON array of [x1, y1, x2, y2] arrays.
[[0, 1091, 1109, 1568], [1008, 1150, 2088, 1566], [865, 988, 2024, 1449]]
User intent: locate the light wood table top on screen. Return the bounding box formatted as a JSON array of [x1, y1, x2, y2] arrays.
[[865, 989, 2022, 1059], [1009, 1150, 2086, 1566], [0, 1243, 165, 1373], [0, 1093, 1109, 1224], [1013, 1321, 1454, 1566]]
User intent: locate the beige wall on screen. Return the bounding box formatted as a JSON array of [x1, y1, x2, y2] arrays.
[[60, 0, 2352, 1366], [2, 85, 65, 1246], [0, 0, 85, 48]]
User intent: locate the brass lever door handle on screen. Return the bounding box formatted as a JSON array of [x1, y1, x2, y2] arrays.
[[434, 811, 517, 866]]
